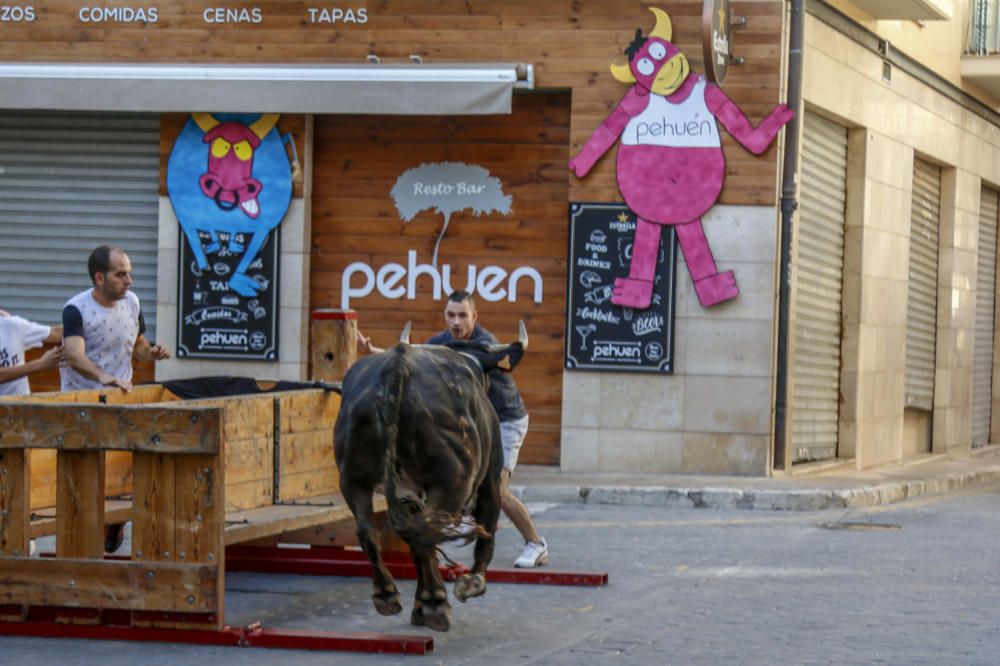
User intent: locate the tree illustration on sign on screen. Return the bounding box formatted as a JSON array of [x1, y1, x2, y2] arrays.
[[391, 161, 513, 266]]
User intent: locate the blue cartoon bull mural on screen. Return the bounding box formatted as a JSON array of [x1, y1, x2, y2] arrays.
[[167, 113, 293, 297]]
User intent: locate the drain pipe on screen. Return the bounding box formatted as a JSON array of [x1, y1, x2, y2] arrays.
[[773, 0, 804, 471]]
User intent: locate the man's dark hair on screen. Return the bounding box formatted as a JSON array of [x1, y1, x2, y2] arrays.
[[447, 290, 476, 310], [88, 245, 125, 283]]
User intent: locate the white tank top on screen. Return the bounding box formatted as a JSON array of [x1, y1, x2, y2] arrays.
[[621, 77, 720, 149]]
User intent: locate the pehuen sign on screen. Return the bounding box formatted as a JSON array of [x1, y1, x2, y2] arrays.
[[341, 161, 543, 309], [341, 251, 543, 310]]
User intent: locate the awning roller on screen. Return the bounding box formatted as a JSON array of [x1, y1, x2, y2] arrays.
[[0, 62, 533, 115]]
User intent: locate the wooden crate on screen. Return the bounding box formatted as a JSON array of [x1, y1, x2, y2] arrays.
[[0, 383, 358, 630]]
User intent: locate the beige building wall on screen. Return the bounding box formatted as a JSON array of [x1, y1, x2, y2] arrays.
[[560, 205, 779, 475], [825, 1, 968, 86], [803, 12, 1000, 467]]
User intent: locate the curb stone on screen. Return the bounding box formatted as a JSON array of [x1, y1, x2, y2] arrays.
[[512, 464, 1000, 512]]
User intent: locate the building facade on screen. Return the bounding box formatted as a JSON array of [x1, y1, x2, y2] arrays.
[[1, 0, 998, 476]]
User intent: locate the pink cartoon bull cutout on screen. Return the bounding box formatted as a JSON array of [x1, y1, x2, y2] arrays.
[[194, 112, 276, 220], [569, 7, 794, 309]]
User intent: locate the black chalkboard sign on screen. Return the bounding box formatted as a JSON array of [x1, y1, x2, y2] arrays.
[[564, 202, 676, 373], [177, 228, 279, 360]]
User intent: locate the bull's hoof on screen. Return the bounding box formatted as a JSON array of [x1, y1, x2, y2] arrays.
[[372, 585, 402, 616], [454, 573, 486, 602], [411, 602, 452, 632]]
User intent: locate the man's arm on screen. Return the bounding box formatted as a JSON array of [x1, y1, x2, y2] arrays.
[[0, 346, 64, 384], [44, 325, 63, 345], [133, 334, 171, 362], [63, 335, 131, 391], [357, 329, 384, 355]]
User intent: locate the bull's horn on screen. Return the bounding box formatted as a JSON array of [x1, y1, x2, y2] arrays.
[[518, 320, 528, 350], [249, 113, 280, 140], [192, 112, 220, 133], [649, 7, 673, 41], [399, 321, 412, 344], [610, 61, 636, 84]]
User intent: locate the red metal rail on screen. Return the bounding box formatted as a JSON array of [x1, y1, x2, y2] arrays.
[[225, 545, 610, 587], [0, 618, 433, 654]]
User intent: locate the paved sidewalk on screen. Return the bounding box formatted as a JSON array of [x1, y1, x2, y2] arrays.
[[511, 447, 1000, 511]]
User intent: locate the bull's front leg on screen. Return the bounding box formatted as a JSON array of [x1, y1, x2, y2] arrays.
[[455, 475, 501, 602], [409, 546, 452, 632], [342, 485, 402, 616]]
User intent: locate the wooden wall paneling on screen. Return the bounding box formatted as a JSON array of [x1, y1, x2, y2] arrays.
[[311, 91, 570, 464]]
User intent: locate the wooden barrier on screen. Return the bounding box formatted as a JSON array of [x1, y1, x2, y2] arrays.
[[0, 383, 367, 631]]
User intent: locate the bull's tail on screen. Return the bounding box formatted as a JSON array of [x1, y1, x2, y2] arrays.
[[382, 344, 468, 548], [381, 343, 410, 515]]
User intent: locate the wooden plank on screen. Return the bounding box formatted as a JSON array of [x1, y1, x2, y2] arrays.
[[56, 451, 105, 559], [243, 506, 399, 551], [224, 493, 379, 546], [277, 390, 339, 434], [131, 452, 176, 563], [0, 404, 222, 454], [30, 499, 131, 539], [0, 558, 218, 613], [149, 453, 225, 630], [223, 435, 273, 488], [278, 430, 339, 500], [174, 455, 224, 570], [28, 450, 131, 511], [7, 384, 173, 405], [0, 450, 29, 557]]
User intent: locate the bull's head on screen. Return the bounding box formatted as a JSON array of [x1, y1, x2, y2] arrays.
[[610, 7, 690, 96], [192, 113, 279, 219]]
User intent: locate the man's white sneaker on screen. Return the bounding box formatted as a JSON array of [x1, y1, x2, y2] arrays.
[[514, 537, 548, 568]]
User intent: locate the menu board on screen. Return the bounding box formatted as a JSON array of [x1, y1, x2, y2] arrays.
[[177, 228, 279, 360], [564, 202, 676, 373]]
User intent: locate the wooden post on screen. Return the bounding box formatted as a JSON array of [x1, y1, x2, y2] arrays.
[[310, 309, 358, 382], [0, 450, 29, 557], [55, 449, 106, 625], [0, 449, 31, 621], [56, 451, 106, 559]]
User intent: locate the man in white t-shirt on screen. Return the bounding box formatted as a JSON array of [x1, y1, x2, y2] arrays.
[[61, 245, 172, 554], [0, 309, 64, 396], [61, 245, 171, 393]]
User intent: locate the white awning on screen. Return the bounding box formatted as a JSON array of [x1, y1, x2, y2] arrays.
[[0, 62, 533, 115]]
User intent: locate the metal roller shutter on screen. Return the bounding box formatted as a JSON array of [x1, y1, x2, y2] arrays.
[[791, 112, 848, 463], [905, 159, 941, 410], [0, 112, 160, 339], [972, 188, 998, 446]]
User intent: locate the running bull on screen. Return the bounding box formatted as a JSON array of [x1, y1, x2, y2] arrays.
[[334, 322, 528, 632]]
